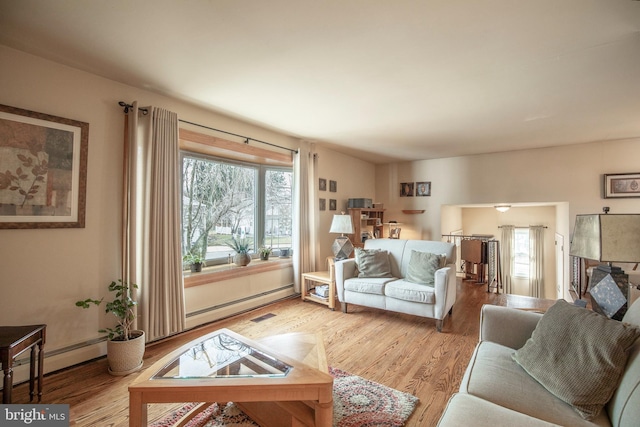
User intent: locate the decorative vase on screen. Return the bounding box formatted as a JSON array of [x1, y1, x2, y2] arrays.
[[106, 330, 145, 376], [234, 253, 251, 266]]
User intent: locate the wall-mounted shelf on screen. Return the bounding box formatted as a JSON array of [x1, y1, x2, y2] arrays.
[[402, 210, 425, 214]]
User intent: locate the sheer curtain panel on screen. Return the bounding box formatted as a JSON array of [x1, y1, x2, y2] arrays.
[[123, 102, 185, 342], [500, 225, 515, 294], [529, 226, 545, 298]]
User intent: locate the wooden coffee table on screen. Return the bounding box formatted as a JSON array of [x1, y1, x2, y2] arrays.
[[128, 329, 333, 427]]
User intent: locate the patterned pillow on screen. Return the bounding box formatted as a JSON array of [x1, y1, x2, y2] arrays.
[[405, 250, 447, 286], [355, 248, 392, 278], [513, 299, 640, 420]]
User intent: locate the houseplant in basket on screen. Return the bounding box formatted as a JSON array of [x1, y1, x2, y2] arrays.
[[227, 235, 252, 266], [76, 279, 145, 375]]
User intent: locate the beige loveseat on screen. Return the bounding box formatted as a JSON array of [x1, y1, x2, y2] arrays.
[[437, 298, 640, 427], [334, 238, 456, 331]]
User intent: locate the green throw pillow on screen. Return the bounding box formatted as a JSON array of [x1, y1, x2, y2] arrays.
[[355, 248, 392, 278], [405, 250, 447, 286], [513, 299, 640, 420]]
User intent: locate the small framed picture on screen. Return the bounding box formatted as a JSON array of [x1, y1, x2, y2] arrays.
[[319, 178, 327, 191], [329, 199, 337, 210], [416, 181, 431, 196], [319, 198, 326, 211], [329, 180, 337, 192], [400, 182, 414, 197], [604, 173, 640, 198]]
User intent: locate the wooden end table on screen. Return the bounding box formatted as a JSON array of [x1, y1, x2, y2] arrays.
[[301, 257, 336, 310], [0, 325, 46, 404]]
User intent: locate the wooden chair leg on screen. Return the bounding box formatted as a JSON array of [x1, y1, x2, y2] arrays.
[[341, 302, 348, 313], [436, 319, 443, 332]]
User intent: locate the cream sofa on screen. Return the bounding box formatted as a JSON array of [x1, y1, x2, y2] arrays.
[[334, 238, 456, 331], [437, 298, 640, 427]]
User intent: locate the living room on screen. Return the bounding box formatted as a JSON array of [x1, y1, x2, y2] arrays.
[[1, 2, 640, 426]]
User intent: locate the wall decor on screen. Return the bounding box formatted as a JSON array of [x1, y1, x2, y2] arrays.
[[319, 198, 326, 211], [604, 173, 640, 198], [329, 199, 337, 211], [319, 178, 327, 191], [400, 182, 414, 197], [329, 180, 337, 192], [0, 104, 89, 228], [416, 181, 431, 196]]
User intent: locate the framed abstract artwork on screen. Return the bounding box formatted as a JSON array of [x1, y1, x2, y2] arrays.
[[0, 104, 89, 228], [416, 181, 431, 196], [400, 182, 414, 197], [604, 173, 640, 198]]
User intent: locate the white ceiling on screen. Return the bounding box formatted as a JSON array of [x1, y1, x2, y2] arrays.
[[1, 0, 639, 164]]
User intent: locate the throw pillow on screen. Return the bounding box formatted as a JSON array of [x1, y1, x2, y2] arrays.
[[513, 299, 640, 420], [355, 248, 393, 278], [405, 250, 447, 286]]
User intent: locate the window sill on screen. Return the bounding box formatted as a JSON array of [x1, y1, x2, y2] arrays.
[[184, 258, 293, 288]]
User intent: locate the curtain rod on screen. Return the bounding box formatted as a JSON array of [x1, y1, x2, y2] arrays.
[[179, 119, 298, 154], [118, 102, 298, 154], [498, 225, 548, 229]]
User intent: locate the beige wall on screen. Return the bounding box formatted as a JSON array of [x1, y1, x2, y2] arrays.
[[375, 141, 640, 300], [0, 46, 369, 377], [313, 145, 376, 267]]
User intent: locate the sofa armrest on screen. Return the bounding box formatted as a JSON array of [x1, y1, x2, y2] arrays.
[[434, 265, 456, 320], [334, 258, 357, 302], [479, 304, 543, 349]]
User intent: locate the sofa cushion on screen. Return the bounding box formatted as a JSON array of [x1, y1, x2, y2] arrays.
[[405, 250, 446, 286], [355, 248, 393, 278], [513, 299, 640, 420], [385, 279, 435, 304], [343, 277, 396, 295], [460, 341, 611, 427], [437, 393, 558, 427]]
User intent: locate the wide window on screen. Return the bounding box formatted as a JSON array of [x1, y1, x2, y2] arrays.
[[513, 228, 530, 278], [181, 153, 292, 268]]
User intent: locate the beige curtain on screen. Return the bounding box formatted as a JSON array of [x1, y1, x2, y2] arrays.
[[529, 226, 545, 298], [123, 102, 185, 342], [293, 141, 316, 292], [500, 225, 514, 294]]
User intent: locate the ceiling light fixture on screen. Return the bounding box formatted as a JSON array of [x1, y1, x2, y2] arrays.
[[495, 205, 511, 213]]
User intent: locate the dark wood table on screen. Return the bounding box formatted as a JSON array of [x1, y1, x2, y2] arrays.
[[0, 325, 46, 403]]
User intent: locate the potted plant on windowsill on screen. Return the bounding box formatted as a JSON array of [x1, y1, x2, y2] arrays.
[[258, 246, 272, 261], [183, 252, 206, 272], [76, 279, 145, 376], [227, 235, 252, 266]]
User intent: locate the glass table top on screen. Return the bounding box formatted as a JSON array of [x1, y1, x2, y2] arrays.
[[152, 330, 292, 379]]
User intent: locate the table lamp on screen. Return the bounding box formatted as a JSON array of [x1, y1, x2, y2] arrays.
[[330, 213, 354, 260], [569, 212, 640, 319]]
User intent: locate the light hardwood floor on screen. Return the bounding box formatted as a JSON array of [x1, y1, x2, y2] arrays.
[[11, 279, 555, 426]]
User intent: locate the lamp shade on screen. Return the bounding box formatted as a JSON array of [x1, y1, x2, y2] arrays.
[[570, 214, 640, 262], [329, 214, 354, 235]]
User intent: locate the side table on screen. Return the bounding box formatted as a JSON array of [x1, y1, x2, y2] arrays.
[[0, 324, 46, 403], [301, 257, 336, 310]]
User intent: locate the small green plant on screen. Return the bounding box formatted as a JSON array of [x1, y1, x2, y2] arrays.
[[183, 252, 206, 265], [258, 246, 272, 256], [76, 279, 139, 341], [227, 235, 252, 254]]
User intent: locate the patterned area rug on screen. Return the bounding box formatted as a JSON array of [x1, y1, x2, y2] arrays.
[[150, 367, 419, 427]]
